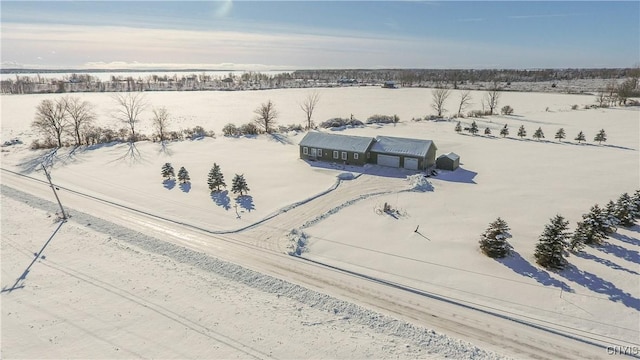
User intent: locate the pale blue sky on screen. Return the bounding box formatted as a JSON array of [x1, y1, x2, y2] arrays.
[[1, 1, 638, 69]]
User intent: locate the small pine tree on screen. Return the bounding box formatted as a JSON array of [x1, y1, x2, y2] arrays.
[[161, 162, 175, 180], [469, 121, 479, 135], [177, 166, 190, 184], [633, 190, 640, 219], [594, 129, 607, 144], [207, 163, 226, 192], [454, 121, 462, 133], [569, 222, 587, 252], [575, 131, 586, 143], [615, 193, 637, 227], [479, 217, 512, 258], [554, 128, 566, 142], [604, 200, 620, 234], [499, 124, 509, 137], [533, 127, 545, 141], [517, 125, 526, 138], [231, 174, 250, 196], [534, 215, 571, 270], [484, 127, 491, 135], [579, 205, 608, 245]]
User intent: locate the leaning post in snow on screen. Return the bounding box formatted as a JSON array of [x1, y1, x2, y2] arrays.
[[42, 164, 67, 220]]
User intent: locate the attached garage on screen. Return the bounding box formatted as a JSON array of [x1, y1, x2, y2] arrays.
[[403, 157, 419, 170], [377, 154, 400, 168], [370, 136, 437, 171]]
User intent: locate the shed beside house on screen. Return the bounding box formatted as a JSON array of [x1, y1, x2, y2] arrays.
[[298, 132, 374, 166], [370, 136, 437, 170], [436, 152, 460, 171]]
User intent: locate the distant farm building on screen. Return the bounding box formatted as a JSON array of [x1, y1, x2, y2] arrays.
[[436, 152, 460, 171], [299, 132, 437, 171], [382, 81, 397, 89]]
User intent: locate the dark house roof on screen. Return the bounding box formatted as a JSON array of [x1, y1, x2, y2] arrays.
[[299, 132, 375, 153], [371, 136, 436, 157], [438, 152, 460, 161]]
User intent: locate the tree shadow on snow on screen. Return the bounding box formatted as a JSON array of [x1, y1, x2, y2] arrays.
[[557, 264, 640, 311], [163, 179, 176, 190], [574, 251, 639, 275], [179, 182, 191, 193], [595, 237, 640, 264], [628, 225, 640, 234], [211, 190, 231, 210], [497, 250, 572, 291], [608, 231, 640, 247], [432, 167, 477, 184], [268, 133, 294, 145], [235, 195, 255, 212], [157, 141, 174, 156]]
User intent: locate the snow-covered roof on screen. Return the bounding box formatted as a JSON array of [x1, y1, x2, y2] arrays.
[[371, 136, 436, 158], [299, 132, 375, 152], [438, 152, 460, 161]]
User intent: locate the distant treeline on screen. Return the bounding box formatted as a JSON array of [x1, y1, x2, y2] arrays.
[[1, 68, 638, 95]]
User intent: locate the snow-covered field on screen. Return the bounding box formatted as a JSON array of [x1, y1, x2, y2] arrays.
[[2, 87, 639, 358]]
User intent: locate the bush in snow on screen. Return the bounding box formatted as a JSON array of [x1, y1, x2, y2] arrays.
[[207, 163, 226, 192], [571, 104, 579, 110], [517, 125, 527, 138], [499, 124, 509, 137], [161, 162, 175, 180], [177, 166, 190, 184], [501, 105, 514, 115], [231, 174, 250, 196], [287, 228, 309, 256], [484, 127, 491, 135], [468, 120, 479, 135], [406, 174, 433, 192], [319, 117, 364, 129], [222, 123, 240, 137], [534, 215, 571, 270], [366, 114, 400, 124], [454, 121, 462, 133], [479, 217, 512, 258], [239, 123, 260, 135]]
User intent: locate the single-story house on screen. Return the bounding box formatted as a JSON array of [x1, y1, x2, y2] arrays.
[[299, 132, 438, 171], [299, 132, 374, 166], [436, 152, 460, 171]]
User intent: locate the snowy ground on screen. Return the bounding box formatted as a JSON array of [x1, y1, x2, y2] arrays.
[[1, 87, 639, 358]]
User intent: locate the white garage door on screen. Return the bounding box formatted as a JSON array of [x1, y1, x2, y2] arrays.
[[377, 154, 400, 168], [404, 157, 419, 170]]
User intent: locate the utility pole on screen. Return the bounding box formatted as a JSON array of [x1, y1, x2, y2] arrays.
[[41, 164, 67, 220]]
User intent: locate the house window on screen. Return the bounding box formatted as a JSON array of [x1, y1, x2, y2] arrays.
[[303, 147, 308, 155], [341, 151, 347, 160], [333, 150, 339, 159], [317, 148, 323, 157], [354, 153, 359, 160]]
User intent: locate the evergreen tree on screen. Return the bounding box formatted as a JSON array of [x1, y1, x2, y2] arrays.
[[207, 163, 226, 192], [469, 120, 479, 135], [484, 127, 491, 135], [231, 174, 250, 196], [517, 125, 527, 138], [161, 162, 175, 180], [615, 193, 637, 227], [533, 127, 545, 140], [575, 131, 586, 143], [479, 217, 512, 258], [554, 128, 566, 142], [569, 222, 587, 252], [499, 124, 509, 137], [604, 200, 620, 234], [454, 121, 462, 133], [534, 215, 571, 270], [579, 205, 608, 245], [633, 190, 640, 219], [177, 166, 190, 184], [593, 129, 607, 144]]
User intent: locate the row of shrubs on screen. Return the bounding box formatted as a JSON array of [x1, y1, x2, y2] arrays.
[[30, 125, 216, 150], [222, 122, 305, 136]]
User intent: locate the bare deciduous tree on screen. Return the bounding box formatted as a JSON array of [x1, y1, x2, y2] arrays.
[[484, 81, 501, 115], [431, 88, 450, 118], [300, 91, 320, 130], [65, 96, 96, 146], [152, 106, 170, 141], [32, 98, 69, 148], [457, 90, 472, 117], [254, 100, 278, 134], [112, 93, 147, 142]]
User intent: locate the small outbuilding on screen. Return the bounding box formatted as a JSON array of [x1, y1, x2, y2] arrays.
[[299, 132, 374, 166], [436, 152, 460, 171], [370, 136, 437, 170]]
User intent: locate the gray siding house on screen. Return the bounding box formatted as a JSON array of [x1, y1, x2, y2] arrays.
[[299, 132, 374, 166], [370, 136, 437, 170], [436, 152, 460, 171]]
